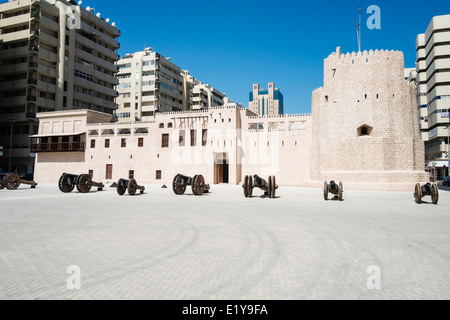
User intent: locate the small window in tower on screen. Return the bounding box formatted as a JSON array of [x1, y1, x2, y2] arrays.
[[358, 124, 373, 137]]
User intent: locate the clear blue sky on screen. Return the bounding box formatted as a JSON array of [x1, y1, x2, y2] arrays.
[[67, 1, 450, 113]]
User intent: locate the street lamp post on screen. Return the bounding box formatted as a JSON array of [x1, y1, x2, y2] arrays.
[[447, 125, 450, 178], [8, 116, 16, 173]]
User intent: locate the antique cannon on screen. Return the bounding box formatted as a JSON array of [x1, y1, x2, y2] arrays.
[[242, 175, 278, 198], [58, 173, 104, 193], [0, 173, 37, 190], [324, 180, 343, 201], [116, 178, 145, 196], [414, 182, 438, 204], [172, 174, 210, 196]]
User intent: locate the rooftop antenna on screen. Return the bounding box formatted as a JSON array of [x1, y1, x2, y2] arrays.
[[356, 5, 362, 52]]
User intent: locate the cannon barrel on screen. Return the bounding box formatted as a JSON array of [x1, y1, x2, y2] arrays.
[[172, 174, 210, 196], [117, 178, 145, 196], [58, 173, 104, 193], [0, 173, 37, 190]]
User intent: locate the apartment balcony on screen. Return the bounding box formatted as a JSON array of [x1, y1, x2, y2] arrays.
[[1, 29, 30, 42], [30, 12, 40, 20], [28, 78, 38, 85], [28, 62, 38, 69], [0, 79, 27, 91], [0, 13, 30, 28], [0, 46, 28, 59], [39, 32, 58, 47], [38, 47, 57, 62], [29, 45, 39, 52], [27, 95, 37, 102], [40, 15, 58, 32], [0, 62, 27, 75], [0, 96, 26, 108], [79, 20, 120, 50], [142, 105, 156, 112], [26, 112, 37, 119], [142, 95, 157, 102], [425, 143, 448, 156], [31, 142, 85, 153]]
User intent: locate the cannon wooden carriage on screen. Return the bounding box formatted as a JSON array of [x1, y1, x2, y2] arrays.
[[58, 173, 104, 193], [242, 175, 278, 198], [414, 182, 438, 204], [0, 173, 37, 190], [324, 180, 343, 201], [116, 178, 145, 196], [172, 174, 210, 196]]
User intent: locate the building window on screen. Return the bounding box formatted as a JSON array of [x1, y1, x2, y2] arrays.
[[168, 122, 173, 128], [105, 139, 110, 148], [156, 170, 162, 180], [191, 130, 196, 146], [121, 138, 126, 148], [159, 123, 164, 129], [129, 170, 134, 179], [138, 138, 144, 147], [106, 164, 113, 179], [361, 127, 368, 135], [89, 170, 93, 178], [90, 139, 96, 148], [161, 134, 169, 148], [358, 125, 373, 137], [202, 129, 207, 146], [179, 130, 185, 147]]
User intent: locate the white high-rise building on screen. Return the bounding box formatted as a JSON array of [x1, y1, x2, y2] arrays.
[[115, 48, 229, 123], [416, 14, 450, 178], [0, 0, 120, 174]]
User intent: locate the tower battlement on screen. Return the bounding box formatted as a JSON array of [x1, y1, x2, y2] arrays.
[[323, 47, 406, 87], [326, 47, 404, 62]]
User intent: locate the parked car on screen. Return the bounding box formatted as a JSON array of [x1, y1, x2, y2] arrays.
[[443, 177, 450, 187]]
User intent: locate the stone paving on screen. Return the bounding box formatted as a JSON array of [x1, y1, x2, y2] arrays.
[[0, 183, 449, 300]]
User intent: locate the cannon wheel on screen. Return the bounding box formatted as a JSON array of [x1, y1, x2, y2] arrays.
[[271, 176, 277, 198], [243, 175, 249, 198], [4, 174, 21, 190], [338, 182, 343, 201], [324, 181, 329, 201], [431, 183, 439, 205], [268, 176, 272, 198], [76, 174, 92, 193], [192, 174, 206, 196], [172, 174, 186, 195], [247, 175, 253, 198], [128, 179, 138, 196], [117, 179, 127, 196], [58, 174, 75, 193], [414, 183, 422, 204]]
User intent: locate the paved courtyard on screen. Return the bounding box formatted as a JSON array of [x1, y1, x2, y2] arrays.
[[1, 182, 449, 300]]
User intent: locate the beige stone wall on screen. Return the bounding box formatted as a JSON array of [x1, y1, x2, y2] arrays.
[[311, 48, 428, 183], [33, 107, 313, 186]]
